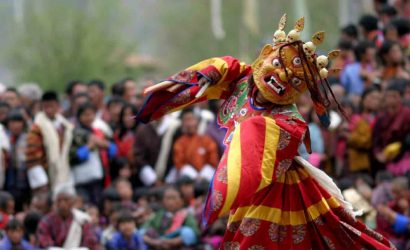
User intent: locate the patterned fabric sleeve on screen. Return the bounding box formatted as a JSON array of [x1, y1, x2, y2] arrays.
[[25, 124, 46, 169], [81, 223, 102, 250], [137, 56, 251, 123]]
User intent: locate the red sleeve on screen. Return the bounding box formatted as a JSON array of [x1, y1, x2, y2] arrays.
[[137, 56, 251, 123]]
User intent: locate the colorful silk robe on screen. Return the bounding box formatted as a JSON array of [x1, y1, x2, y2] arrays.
[[138, 57, 394, 249]]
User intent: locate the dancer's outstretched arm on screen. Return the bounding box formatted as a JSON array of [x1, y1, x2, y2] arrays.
[[137, 56, 251, 123]]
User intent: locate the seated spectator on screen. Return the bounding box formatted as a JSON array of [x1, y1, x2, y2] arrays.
[[106, 210, 147, 250], [0, 219, 37, 250], [36, 185, 100, 250], [101, 204, 122, 248], [86, 205, 103, 243], [142, 185, 199, 249], [372, 171, 394, 207], [113, 178, 138, 211], [29, 193, 51, 216], [0, 192, 15, 230], [100, 187, 121, 226], [70, 103, 117, 203], [177, 176, 195, 208], [167, 109, 219, 182], [377, 177, 410, 249], [23, 211, 42, 246]]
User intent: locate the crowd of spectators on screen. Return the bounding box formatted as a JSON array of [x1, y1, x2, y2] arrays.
[[0, 1, 409, 249]]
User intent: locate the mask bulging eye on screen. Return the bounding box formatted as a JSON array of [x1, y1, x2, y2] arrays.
[[272, 58, 282, 68], [292, 77, 302, 86], [293, 57, 301, 66]]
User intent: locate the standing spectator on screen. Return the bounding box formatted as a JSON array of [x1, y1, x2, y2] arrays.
[[62, 80, 87, 119], [340, 24, 359, 45], [389, 17, 410, 48], [0, 102, 10, 125], [331, 40, 356, 77], [67, 93, 91, 123], [17, 83, 43, 120], [0, 219, 37, 250], [70, 103, 117, 203], [378, 40, 409, 83], [359, 14, 384, 47], [2, 88, 21, 109], [341, 41, 379, 106], [36, 185, 100, 250], [88, 80, 106, 119], [104, 97, 125, 132], [106, 210, 147, 250], [25, 91, 74, 195], [298, 109, 325, 168], [379, 5, 398, 28], [169, 108, 219, 182], [120, 78, 138, 104], [114, 103, 138, 164], [5, 109, 30, 211], [0, 121, 10, 189], [373, 83, 410, 175], [142, 185, 199, 249], [347, 86, 381, 175], [133, 121, 162, 187]]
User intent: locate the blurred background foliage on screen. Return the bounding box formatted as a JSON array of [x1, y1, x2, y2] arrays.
[[0, 0, 352, 91]]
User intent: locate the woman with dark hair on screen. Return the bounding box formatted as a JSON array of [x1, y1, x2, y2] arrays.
[[377, 40, 409, 82], [114, 102, 138, 161], [347, 86, 382, 175], [69, 103, 117, 204]]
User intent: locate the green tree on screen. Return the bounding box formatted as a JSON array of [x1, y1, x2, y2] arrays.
[[6, 0, 135, 91]]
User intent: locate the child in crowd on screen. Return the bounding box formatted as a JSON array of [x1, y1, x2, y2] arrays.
[[87, 205, 103, 243], [101, 204, 122, 249], [0, 219, 37, 250], [106, 210, 147, 250], [142, 185, 199, 249]]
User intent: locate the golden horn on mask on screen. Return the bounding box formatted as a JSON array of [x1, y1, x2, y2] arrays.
[[286, 17, 304, 43], [273, 13, 287, 44]]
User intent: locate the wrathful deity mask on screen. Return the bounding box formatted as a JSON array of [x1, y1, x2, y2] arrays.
[[251, 14, 342, 126]]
